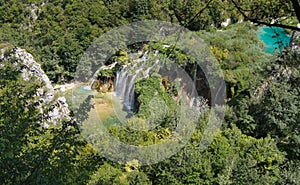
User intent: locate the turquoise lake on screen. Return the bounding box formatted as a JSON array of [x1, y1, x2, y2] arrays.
[[258, 26, 291, 53]]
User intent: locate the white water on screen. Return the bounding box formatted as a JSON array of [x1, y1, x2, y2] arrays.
[[82, 86, 92, 91], [114, 51, 150, 112], [113, 51, 199, 112], [89, 78, 95, 87], [190, 65, 198, 107], [82, 78, 95, 91]]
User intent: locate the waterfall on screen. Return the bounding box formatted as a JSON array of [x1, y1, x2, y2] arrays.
[[142, 50, 149, 60], [124, 75, 136, 110], [113, 50, 201, 112], [190, 65, 197, 107], [82, 78, 95, 91], [114, 68, 137, 112], [113, 51, 152, 112], [89, 78, 95, 88]]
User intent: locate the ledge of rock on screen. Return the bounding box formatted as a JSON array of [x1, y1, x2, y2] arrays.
[[1, 47, 55, 103], [1, 47, 71, 125]]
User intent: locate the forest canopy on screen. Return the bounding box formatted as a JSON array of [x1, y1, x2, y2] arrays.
[[0, 0, 299, 184]]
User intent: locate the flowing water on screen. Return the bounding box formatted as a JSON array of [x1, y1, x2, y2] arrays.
[[190, 65, 198, 107], [114, 52, 198, 111], [81, 49, 199, 118], [113, 51, 153, 112]]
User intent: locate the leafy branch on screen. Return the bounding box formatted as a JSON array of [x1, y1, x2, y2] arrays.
[[231, 0, 300, 31]]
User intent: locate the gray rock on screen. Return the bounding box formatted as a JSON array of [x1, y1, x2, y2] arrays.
[[47, 97, 71, 126], [1, 47, 71, 125], [9, 48, 54, 103]]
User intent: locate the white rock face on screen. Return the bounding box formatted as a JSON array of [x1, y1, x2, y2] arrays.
[[46, 97, 71, 126], [1, 47, 71, 125], [8, 48, 54, 103]]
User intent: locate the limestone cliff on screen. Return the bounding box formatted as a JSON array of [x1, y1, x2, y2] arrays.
[[1, 47, 70, 125]]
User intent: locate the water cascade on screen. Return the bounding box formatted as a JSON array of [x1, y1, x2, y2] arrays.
[[89, 78, 95, 88], [114, 51, 153, 112], [189, 65, 198, 107], [114, 51, 200, 111], [82, 78, 95, 91], [112, 49, 201, 113]]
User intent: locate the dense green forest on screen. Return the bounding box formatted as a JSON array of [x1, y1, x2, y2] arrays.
[[0, 0, 300, 184]]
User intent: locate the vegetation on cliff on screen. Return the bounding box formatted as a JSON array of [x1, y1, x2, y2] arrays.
[[1, 0, 300, 184]]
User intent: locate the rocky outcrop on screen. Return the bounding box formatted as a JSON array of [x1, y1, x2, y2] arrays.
[[45, 97, 71, 127], [1, 47, 70, 125], [4, 48, 55, 103]]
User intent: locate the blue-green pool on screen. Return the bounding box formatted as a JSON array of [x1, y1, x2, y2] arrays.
[[258, 26, 291, 53]]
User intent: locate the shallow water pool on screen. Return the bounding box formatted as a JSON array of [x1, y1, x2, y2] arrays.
[[258, 26, 291, 53]]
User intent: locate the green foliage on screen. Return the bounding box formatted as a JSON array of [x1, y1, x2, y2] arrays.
[[254, 82, 299, 159], [126, 170, 152, 185], [108, 123, 171, 146], [0, 58, 42, 184], [0, 0, 245, 83], [1, 1, 299, 184], [229, 50, 300, 160], [0, 57, 96, 184], [231, 0, 296, 24], [198, 23, 274, 98], [98, 68, 115, 77], [88, 163, 129, 185], [219, 127, 284, 185], [170, 0, 226, 31], [135, 75, 176, 118], [88, 162, 151, 185], [116, 50, 132, 65], [278, 160, 300, 184], [143, 125, 284, 185]]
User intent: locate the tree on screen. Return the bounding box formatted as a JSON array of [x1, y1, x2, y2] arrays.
[[0, 53, 95, 184], [198, 22, 274, 99], [170, 0, 223, 30], [230, 48, 300, 160], [231, 0, 300, 31], [142, 124, 285, 184], [253, 82, 299, 160]]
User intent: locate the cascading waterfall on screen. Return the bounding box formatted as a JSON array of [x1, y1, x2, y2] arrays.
[[82, 78, 96, 91], [113, 50, 199, 112], [189, 65, 197, 107], [124, 75, 136, 110], [114, 51, 150, 112]]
